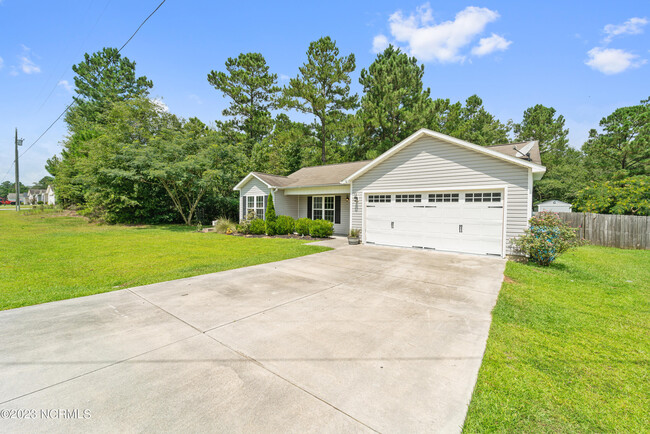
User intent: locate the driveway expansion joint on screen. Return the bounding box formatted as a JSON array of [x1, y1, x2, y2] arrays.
[[205, 333, 381, 433]]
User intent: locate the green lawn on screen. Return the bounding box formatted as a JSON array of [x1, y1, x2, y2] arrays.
[[464, 246, 650, 432], [0, 210, 329, 310]]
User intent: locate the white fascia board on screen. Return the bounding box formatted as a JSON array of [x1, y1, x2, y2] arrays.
[[282, 185, 350, 195], [233, 172, 275, 191], [342, 129, 546, 184]]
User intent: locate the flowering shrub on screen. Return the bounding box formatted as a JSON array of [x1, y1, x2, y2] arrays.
[[514, 212, 582, 266], [237, 210, 257, 234]]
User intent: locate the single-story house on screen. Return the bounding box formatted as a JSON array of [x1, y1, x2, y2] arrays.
[[536, 199, 572, 213], [7, 193, 28, 205], [27, 189, 47, 204], [234, 129, 546, 257], [46, 185, 56, 205]]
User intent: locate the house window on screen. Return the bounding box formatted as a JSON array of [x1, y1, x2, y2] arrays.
[[368, 194, 391, 203], [395, 194, 421, 203], [246, 195, 266, 219], [312, 195, 335, 222], [465, 192, 502, 203], [429, 193, 459, 203]]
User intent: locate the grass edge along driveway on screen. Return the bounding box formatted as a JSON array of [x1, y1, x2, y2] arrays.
[[463, 245, 650, 433], [1, 210, 330, 311]]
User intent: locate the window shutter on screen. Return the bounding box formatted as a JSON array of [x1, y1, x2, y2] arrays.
[[307, 196, 312, 219], [242, 195, 247, 220], [263, 195, 268, 219], [335, 196, 341, 224]]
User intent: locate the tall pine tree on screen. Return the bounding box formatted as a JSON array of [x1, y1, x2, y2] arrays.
[[356, 45, 432, 159], [207, 52, 280, 157], [280, 36, 358, 164]]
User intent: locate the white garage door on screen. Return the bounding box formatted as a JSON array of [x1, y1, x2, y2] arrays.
[[365, 191, 504, 255]]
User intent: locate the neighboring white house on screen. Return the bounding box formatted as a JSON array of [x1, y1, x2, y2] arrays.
[[27, 189, 47, 204], [536, 199, 572, 213], [234, 129, 546, 257], [45, 185, 56, 205]]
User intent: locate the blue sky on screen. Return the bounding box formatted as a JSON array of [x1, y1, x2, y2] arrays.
[[1, 0, 648, 184]]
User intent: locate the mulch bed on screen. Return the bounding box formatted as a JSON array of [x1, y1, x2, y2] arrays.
[[225, 233, 331, 241]]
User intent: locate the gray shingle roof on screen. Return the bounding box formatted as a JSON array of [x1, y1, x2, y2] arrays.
[[251, 140, 542, 189], [253, 160, 372, 188], [486, 141, 542, 165]]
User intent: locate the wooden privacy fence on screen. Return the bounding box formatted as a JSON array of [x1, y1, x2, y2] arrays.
[[556, 212, 649, 250]]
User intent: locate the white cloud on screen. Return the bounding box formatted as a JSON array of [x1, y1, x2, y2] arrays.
[[471, 33, 511, 56], [603, 17, 648, 42], [585, 47, 646, 74], [20, 56, 40, 74], [0, 56, 3, 70], [151, 98, 169, 112], [279, 74, 290, 81], [385, 3, 502, 63], [372, 34, 390, 53], [57, 80, 73, 93]]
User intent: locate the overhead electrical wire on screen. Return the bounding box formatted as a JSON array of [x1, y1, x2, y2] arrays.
[[1, 0, 167, 182]]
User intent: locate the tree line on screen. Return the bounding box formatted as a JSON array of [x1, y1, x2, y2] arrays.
[[46, 38, 650, 224]]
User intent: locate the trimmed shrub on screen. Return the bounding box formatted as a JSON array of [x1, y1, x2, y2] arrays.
[[513, 211, 582, 266], [265, 194, 277, 222], [309, 219, 334, 238], [295, 218, 311, 236], [265, 220, 277, 236], [250, 219, 266, 235], [275, 215, 295, 235]]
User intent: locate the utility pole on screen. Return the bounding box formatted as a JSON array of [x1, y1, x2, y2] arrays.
[[14, 129, 24, 212]]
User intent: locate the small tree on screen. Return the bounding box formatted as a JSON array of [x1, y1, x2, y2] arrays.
[[574, 176, 650, 216], [265, 193, 277, 235], [514, 212, 582, 266]]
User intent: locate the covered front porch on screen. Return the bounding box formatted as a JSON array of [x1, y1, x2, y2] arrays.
[[275, 185, 351, 236]]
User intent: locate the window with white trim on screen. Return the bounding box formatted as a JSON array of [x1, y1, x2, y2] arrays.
[[429, 193, 459, 203], [313, 196, 335, 222], [246, 195, 266, 219], [395, 194, 421, 203], [465, 192, 502, 203], [368, 194, 391, 203]]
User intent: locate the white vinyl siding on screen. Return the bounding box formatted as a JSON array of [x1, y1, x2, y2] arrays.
[[273, 190, 300, 219], [238, 179, 302, 221], [351, 136, 530, 254], [239, 177, 270, 221]]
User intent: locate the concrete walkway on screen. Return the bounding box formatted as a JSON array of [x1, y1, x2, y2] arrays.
[[0, 244, 505, 433]]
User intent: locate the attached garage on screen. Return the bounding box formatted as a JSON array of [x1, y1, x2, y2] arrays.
[[344, 129, 546, 257], [364, 190, 504, 255]]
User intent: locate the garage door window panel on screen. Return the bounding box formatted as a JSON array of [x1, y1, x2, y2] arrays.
[[368, 194, 391, 203], [429, 193, 459, 203], [465, 192, 502, 203], [395, 194, 421, 203]]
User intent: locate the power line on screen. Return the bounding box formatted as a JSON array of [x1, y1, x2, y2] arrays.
[[1, 0, 167, 182], [33, 0, 114, 114]]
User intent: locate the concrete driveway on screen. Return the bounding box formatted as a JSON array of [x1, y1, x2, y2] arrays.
[[0, 242, 505, 433]]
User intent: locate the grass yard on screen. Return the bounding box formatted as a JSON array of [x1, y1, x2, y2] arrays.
[[0, 210, 329, 310], [463, 246, 650, 432]]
